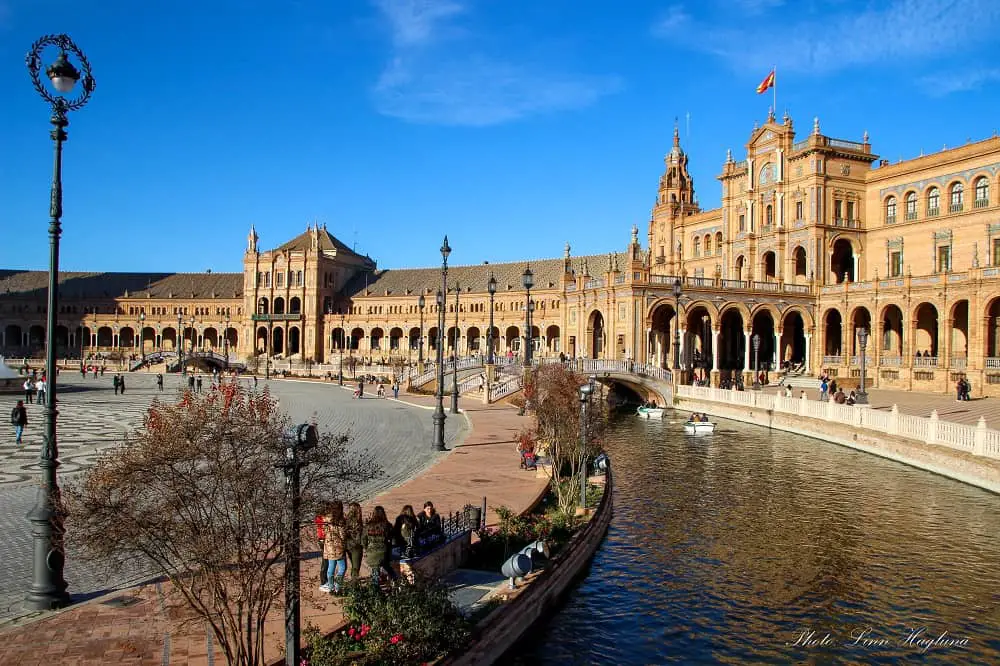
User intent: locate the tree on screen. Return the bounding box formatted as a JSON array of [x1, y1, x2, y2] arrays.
[[64, 381, 381, 666], [529, 364, 607, 514]]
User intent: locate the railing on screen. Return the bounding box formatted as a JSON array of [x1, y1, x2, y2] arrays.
[[752, 281, 779, 292], [783, 284, 810, 293], [913, 356, 939, 367], [987, 358, 1000, 369], [791, 139, 810, 152], [488, 374, 522, 402], [686, 276, 713, 288], [732, 160, 747, 169], [885, 215, 897, 224], [584, 278, 605, 289], [457, 374, 485, 395], [949, 203, 964, 213], [676, 385, 1000, 460], [828, 138, 866, 150], [565, 284, 577, 292], [251, 313, 303, 321], [574, 358, 673, 384], [614, 275, 626, 284], [974, 198, 989, 209], [822, 356, 843, 365], [927, 207, 940, 217], [650, 274, 678, 285], [905, 212, 918, 221], [721, 279, 748, 290], [409, 356, 485, 386], [951, 357, 967, 370], [880, 356, 902, 366]]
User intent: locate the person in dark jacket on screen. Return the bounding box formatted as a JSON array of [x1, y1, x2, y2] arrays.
[[393, 505, 419, 558], [417, 501, 444, 550], [11, 400, 28, 446], [361, 506, 396, 585], [344, 502, 364, 579]]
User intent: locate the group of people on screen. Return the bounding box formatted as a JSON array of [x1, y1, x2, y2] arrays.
[[352, 378, 400, 400], [688, 412, 711, 422], [315, 500, 445, 594], [21, 375, 46, 405], [956, 377, 973, 401]]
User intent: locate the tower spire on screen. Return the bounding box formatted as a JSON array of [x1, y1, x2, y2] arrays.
[[673, 118, 680, 148]]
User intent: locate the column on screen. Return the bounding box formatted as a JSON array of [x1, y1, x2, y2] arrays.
[[679, 327, 686, 369], [853, 255, 860, 281], [744, 330, 751, 370], [646, 327, 652, 364], [711, 328, 720, 371], [943, 318, 953, 367], [774, 330, 781, 368], [804, 333, 812, 373]]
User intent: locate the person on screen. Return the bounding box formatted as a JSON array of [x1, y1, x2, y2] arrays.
[[819, 378, 829, 402], [700, 413, 710, 422], [188, 375, 196, 390], [829, 380, 838, 395], [956, 378, 964, 402], [118, 375, 126, 395], [196, 376, 203, 393], [377, 383, 385, 398], [113, 374, 120, 396], [35, 377, 46, 405], [393, 505, 419, 559], [11, 400, 28, 447], [834, 389, 847, 404], [321, 501, 347, 595], [344, 502, 364, 580], [156, 373, 164, 392], [253, 375, 259, 389], [23, 378, 34, 405], [392, 381, 400, 399], [314, 507, 328, 588], [417, 501, 444, 550], [362, 506, 397, 585], [784, 385, 793, 398], [847, 390, 857, 406]]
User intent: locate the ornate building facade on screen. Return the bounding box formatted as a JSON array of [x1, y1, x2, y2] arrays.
[[2, 112, 1000, 394]]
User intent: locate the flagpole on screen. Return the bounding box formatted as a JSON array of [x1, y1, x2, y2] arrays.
[[772, 65, 777, 119]]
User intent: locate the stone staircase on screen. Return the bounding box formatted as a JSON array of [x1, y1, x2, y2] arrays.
[[775, 372, 819, 390]]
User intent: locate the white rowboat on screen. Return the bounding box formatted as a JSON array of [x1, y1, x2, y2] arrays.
[[636, 406, 665, 419], [684, 421, 716, 435]]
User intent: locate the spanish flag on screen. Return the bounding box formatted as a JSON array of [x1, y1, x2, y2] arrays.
[[756, 69, 775, 94]]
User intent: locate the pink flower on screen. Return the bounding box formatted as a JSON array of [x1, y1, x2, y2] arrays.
[[348, 627, 356, 637], [390, 634, 403, 645]]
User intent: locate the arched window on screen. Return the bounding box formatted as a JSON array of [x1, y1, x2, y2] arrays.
[[296, 270, 303, 286], [715, 232, 723, 254], [693, 238, 701, 257], [949, 182, 964, 212], [927, 187, 940, 215], [704, 234, 712, 255], [905, 192, 917, 220], [975, 177, 989, 207], [885, 196, 896, 223]]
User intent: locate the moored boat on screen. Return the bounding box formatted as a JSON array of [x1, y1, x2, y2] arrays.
[[636, 406, 665, 419], [683, 420, 716, 435]]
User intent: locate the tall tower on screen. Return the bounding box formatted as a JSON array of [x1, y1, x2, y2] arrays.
[[648, 122, 698, 275]]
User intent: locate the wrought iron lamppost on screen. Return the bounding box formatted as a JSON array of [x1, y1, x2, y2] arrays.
[[856, 327, 869, 405], [578, 381, 593, 511], [752, 333, 761, 390], [487, 272, 497, 365], [190, 317, 197, 353], [224, 314, 230, 371], [339, 314, 345, 386], [432, 236, 451, 451], [138, 312, 145, 363], [25, 32, 95, 611], [178, 312, 185, 377], [451, 282, 460, 414], [522, 266, 534, 366], [672, 278, 682, 370], [418, 294, 425, 368]]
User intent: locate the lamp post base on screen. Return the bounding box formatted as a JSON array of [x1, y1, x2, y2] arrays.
[[432, 403, 447, 451], [25, 480, 70, 611], [855, 391, 869, 405]]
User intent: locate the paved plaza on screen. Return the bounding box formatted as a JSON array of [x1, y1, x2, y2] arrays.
[[0, 373, 466, 624]]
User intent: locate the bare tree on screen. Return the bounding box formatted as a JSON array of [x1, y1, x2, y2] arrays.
[[64, 382, 381, 666], [528, 364, 607, 514]]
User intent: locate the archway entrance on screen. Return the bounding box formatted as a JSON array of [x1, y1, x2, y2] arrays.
[[914, 303, 938, 358], [761, 251, 777, 281], [684, 306, 713, 377], [850, 307, 872, 357], [718, 308, 745, 380], [750, 310, 776, 372], [587, 310, 605, 359], [951, 300, 969, 362], [793, 246, 807, 281], [881, 305, 903, 358], [780, 311, 806, 367], [648, 302, 678, 368], [830, 238, 855, 283], [272, 327, 285, 356], [824, 310, 843, 357]]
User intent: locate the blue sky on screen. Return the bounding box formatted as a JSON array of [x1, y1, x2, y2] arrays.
[[1, 0, 998, 274]]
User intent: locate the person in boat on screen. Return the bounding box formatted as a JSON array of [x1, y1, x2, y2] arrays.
[[700, 413, 710, 422], [689, 412, 698, 422]]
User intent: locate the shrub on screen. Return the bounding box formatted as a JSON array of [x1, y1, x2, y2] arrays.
[[304, 578, 471, 666]]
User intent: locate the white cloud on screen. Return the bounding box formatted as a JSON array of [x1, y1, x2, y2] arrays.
[[652, 4, 691, 35], [371, 0, 621, 126], [656, 0, 1000, 74], [919, 68, 1000, 96]]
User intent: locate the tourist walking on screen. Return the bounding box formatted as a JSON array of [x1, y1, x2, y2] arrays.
[[362, 506, 397, 585], [10, 400, 27, 446], [35, 377, 46, 405], [344, 502, 364, 579], [392, 381, 399, 399], [196, 376, 203, 393], [321, 501, 347, 595], [23, 378, 34, 404], [113, 374, 120, 395], [118, 375, 126, 395], [156, 373, 164, 391], [314, 508, 328, 588]]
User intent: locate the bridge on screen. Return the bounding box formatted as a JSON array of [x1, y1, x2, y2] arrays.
[[161, 350, 245, 372]]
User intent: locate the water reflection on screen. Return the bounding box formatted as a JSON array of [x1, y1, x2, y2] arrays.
[[513, 412, 1000, 665]]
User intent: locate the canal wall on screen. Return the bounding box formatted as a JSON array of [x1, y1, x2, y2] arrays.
[[674, 389, 1000, 495], [443, 468, 615, 666]]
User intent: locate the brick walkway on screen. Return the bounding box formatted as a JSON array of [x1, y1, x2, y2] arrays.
[[0, 395, 545, 665]]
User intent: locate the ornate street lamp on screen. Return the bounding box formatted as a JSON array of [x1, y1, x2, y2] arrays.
[[578, 381, 593, 510], [177, 312, 185, 377], [138, 312, 145, 363], [856, 327, 869, 405], [25, 33, 95, 611], [451, 282, 460, 414], [487, 272, 497, 365], [672, 278, 682, 370], [752, 333, 761, 390], [522, 266, 534, 366], [418, 294, 425, 368], [339, 314, 345, 386], [432, 237, 450, 451]]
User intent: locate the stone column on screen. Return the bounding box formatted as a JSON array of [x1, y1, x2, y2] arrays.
[[743, 330, 751, 370], [711, 328, 720, 371], [804, 332, 812, 373], [679, 327, 686, 369], [944, 317, 954, 368], [774, 330, 781, 368]]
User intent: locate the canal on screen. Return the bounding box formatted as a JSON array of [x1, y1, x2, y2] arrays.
[[513, 411, 1000, 664]]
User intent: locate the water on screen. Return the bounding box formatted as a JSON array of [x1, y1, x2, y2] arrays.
[[513, 412, 1000, 665]]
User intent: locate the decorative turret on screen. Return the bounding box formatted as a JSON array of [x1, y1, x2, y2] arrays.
[[247, 224, 258, 254], [649, 117, 699, 275]]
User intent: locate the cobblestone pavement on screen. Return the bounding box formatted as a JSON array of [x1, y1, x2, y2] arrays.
[[0, 373, 465, 623]]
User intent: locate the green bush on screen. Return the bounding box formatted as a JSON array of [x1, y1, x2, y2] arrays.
[[466, 503, 580, 571], [303, 578, 471, 666]]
